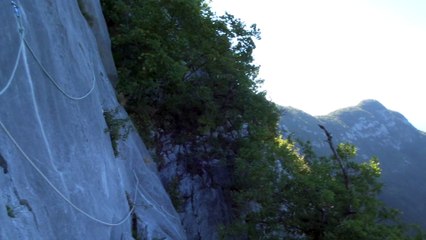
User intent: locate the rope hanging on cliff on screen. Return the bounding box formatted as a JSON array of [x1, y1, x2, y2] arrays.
[[0, 35, 24, 96], [134, 173, 184, 239], [0, 2, 25, 96], [0, 119, 139, 227], [2, 1, 139, 227], [5, 0, 97, 101], [24, 39, 97, 100], [11, 1, 24, 32], [136, 184, 179, 221]]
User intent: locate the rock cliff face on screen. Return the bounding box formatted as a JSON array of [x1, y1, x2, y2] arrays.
[[280, 100, 426, 229], [0, 1, 185, 239], [159, 146, 233, 240]]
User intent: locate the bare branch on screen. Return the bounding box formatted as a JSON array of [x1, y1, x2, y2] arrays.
[[318, 124, 350, 190]]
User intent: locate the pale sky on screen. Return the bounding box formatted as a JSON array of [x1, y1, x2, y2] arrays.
[[210, 0, 426, 132]]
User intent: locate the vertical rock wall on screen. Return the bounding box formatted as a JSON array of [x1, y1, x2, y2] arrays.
[[159, 145, 233, 240], [0, 1, 185, 239]]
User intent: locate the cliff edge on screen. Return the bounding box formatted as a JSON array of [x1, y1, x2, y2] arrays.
[[0, 1, 185, 239]]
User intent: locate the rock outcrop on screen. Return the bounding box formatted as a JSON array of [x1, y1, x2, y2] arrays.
[[0, 1, 185, 239], [280, 99, 426, 229], [159, 146, 233, 240]]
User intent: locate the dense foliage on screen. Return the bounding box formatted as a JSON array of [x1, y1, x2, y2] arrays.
[[101, 0, 424, 239], [101, 0, 275, 147], [233, 139, 424, 239]]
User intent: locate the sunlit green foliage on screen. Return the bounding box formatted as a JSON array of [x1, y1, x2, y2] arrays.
[[230, 141, 425, 239]]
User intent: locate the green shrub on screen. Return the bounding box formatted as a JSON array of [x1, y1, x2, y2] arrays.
[[103, 108, 130, 157], [6, 205, 15, 218]]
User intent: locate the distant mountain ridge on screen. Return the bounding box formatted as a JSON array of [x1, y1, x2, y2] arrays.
[[279, 99, 426, 229]]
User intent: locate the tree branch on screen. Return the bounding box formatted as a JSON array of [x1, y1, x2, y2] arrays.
[[318, 124, 350, 190]]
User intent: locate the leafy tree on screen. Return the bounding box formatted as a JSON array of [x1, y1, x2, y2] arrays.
[[101, 0, 280, 234], [101, 0, 269, 149], [229, 135, 425, 239]]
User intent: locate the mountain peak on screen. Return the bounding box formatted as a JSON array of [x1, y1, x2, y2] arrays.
[[357, 99, 387, 112], [279, 102, 426, 229]]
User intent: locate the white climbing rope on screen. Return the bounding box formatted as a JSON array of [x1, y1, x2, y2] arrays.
[[136, 185, 179, 221], [11, 0, 24, 33], [0, 35, 24, 96], [6, 0, 97, 101], [2, 0, 138, 228], [134, 170, 184, 238], [23, 39, 97, 101], [0, 1, 25, 96], [0, 119, 138, 227], [134, 172, 184, 239]]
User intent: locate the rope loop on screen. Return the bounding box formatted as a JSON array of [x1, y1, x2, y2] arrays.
[[4, 0, 97, 100], [2, 1, 132, 227], [23, 39, 98, 101], [0, 120, 138, 227], [0, 1, 25, 96], [0, 35, 24, 96]]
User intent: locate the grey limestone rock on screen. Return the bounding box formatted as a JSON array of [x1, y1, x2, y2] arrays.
[[0, 1, 185, 239]]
